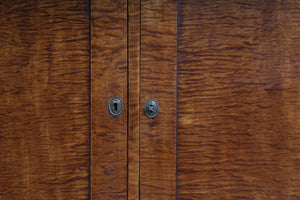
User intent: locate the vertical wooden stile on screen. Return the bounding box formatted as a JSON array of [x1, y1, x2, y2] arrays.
[[139, 0, 178, 199], [90, 0, 128, 199], [128, 0, 141, 200]]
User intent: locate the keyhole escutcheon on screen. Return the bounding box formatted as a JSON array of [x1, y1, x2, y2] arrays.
[[108, 97, 123, 117], [144, 99, 159, 119]]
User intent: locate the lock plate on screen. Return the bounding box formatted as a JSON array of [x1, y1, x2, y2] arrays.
[[108, 97, 123, 117], [144, 99, 159, 119]]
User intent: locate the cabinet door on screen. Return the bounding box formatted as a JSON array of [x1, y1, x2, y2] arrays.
[[137, 0, 300, 199], [0, 0, 129, 199], [0, 1, 90, 199]]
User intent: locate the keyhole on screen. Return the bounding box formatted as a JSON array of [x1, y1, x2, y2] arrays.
[[114, 103, 118, 111], [148, 104, 154, 113]]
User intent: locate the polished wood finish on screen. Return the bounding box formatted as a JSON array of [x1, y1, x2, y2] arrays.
[[90, 0, 128, 199], [2, 1, 300, 199], [128, 0, 141, 199], [177, 1, 300, 199], [0, 0, 90, 199], [140, 0, 177, 199]]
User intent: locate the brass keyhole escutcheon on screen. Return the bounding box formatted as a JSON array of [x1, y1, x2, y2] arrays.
[[108, 97, 123, 117], [144, 99, 159, 119]]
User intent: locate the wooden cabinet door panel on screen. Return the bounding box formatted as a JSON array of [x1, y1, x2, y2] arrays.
[[0, 0, 90, 199], [177, 1, 300, 199]]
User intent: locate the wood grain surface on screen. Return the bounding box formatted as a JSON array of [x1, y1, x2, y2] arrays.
[[90, 0, 128, 199], [128, 0, 140, 199], [2, 1, 299, 199], [177, 1, 300, 199], [0, 0, 90, 199], [140, 0, 177, 199]]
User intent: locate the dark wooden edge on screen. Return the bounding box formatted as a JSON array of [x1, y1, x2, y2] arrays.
[[128, 0, 141, 200]]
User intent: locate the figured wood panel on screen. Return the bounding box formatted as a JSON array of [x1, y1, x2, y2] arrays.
[[0, 0, 90, 199], [177, 1, 300, 199], [128, 0, 140, 199], [90, 0, 128, 199], [140, 0, 177, 199]]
